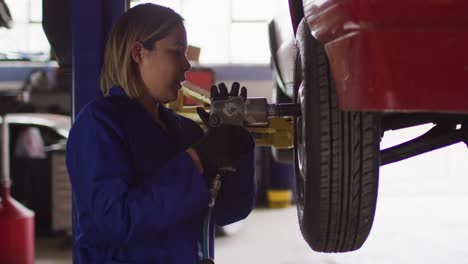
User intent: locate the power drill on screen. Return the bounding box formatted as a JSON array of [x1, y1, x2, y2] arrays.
[[209, 96, 301, 127]]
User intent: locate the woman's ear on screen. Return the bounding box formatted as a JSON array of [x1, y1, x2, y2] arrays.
[[131, 41, 144, 64]]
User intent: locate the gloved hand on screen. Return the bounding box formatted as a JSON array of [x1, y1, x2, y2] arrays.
[[193, 82, 254, 175], [193, 124, 253, 173], [209, 82, 247, 102]]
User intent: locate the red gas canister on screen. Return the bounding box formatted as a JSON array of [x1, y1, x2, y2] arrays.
[[1, 113, 35, 264], [0, 185, 35, 264]]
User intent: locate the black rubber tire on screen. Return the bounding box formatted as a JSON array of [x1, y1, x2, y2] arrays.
[[293, 19, 381, 253]]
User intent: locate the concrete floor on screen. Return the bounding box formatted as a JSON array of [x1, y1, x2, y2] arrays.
[[220, 135, 468, 264], [36, 126, 468, 263]]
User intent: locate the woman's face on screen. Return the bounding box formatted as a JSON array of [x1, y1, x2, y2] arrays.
[[135, 24, 191, 104]]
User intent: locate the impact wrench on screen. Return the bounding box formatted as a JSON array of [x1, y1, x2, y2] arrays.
[[200, 96, 301, 263]]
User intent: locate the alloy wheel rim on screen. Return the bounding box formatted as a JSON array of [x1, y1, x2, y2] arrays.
[[297, 82, 306, 181], [295, 81, 306, 210]]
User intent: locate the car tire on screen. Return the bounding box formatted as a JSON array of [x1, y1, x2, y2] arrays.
[[294, 19, 381, 253]]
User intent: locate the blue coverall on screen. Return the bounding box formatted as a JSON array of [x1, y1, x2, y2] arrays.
[[66, 86, 256, 263]]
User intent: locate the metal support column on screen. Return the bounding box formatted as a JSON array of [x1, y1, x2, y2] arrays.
[[71, 0, 125, 117], [70, 1, 125, 261]]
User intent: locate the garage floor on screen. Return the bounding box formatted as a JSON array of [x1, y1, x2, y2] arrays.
[[36, 127, 468, 263]]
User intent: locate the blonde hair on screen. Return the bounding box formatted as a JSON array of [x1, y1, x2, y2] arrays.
[[100, 3, 184, 97]]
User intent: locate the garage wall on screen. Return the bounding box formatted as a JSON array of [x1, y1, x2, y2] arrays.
[[0, 62, 275, 114], [211, 64, 274, 102], [215, 80, 273, 102], [0, 61, 69, 114], [0, 62, 58, 91]]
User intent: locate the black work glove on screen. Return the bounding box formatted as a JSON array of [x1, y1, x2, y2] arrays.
[[193, 124, 253, 173], [193, 82, 254, 175], [209, 82, 247, 102]]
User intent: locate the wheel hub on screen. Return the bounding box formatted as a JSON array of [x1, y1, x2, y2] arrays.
[[296, 81, 306, 182]]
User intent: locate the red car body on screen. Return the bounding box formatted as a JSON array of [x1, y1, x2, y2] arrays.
[[299, 0, 468, 113]]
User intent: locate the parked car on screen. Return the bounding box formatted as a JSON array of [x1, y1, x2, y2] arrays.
[[269, 0, 468, 253], [0, 113, 70, 236]]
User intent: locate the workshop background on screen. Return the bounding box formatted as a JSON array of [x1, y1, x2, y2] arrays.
[[1, 0, 468, 263]]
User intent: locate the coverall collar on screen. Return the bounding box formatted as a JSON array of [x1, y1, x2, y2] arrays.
[[108, 86, 176, 116], [109, 86, 128, 97], [109, 86, 182, 148]]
